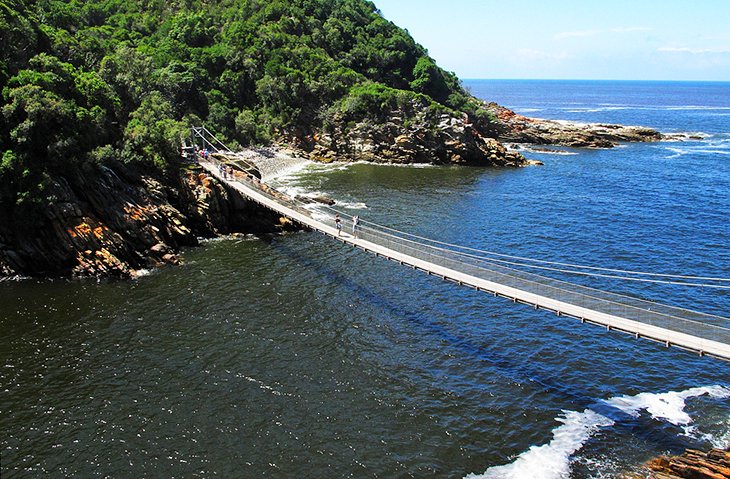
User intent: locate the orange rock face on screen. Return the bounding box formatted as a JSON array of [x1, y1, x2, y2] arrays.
[[645, 448, 730, 479]]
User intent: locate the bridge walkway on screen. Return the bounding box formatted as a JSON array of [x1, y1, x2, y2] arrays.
[[197, 158, 730, 361]]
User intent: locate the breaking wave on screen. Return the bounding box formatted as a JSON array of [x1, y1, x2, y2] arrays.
[[465, 385, 730, 479]]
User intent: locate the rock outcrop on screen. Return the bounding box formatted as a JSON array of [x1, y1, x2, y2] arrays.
[[486, 102, 663, 148], [627, 447, 730, 479], [0, 163, 287, 278], [297, 100, 526, 167]]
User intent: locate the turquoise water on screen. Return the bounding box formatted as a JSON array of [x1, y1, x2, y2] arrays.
[[2, 81, 729, 478]]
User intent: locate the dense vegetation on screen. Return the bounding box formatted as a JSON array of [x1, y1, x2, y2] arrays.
[[0, 0, 489, 206]]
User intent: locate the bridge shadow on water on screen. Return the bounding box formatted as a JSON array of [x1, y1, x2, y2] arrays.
[[269, 235, 706, 454]]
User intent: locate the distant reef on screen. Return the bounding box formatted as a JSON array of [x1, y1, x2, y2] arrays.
[[486, 102, 664, 148]]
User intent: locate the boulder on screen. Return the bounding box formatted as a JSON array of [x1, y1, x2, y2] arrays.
[[636, 447, 730, 479]]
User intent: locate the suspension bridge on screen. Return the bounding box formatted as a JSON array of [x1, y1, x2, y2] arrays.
[[189, 127, 730, 361]]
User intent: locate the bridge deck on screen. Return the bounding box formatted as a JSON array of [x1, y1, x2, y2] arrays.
[[200, 161, 730, 361]]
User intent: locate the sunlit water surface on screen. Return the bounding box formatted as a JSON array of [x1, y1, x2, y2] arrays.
[[2, 80, 729, 478]]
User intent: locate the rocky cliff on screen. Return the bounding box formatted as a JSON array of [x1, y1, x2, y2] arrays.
[[0, 163, 287, 278], [297, 98, 526, 167], [288, 94, 676, 165]]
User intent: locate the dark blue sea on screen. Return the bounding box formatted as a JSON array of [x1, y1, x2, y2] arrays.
[[1, 80, 729, 478]]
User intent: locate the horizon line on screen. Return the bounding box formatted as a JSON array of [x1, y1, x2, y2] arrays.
[[460, 78, 730, 83]]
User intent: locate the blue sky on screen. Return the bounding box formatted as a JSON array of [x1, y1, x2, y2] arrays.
[[373, 0, 730, 81]]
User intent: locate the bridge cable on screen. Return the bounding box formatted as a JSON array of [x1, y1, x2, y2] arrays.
[[305, 202, 730, 285], [202, 149, 730, 288]]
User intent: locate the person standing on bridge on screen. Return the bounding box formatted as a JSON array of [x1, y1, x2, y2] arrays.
[[335, 214, 342, 236], [352, 215, 360, 238]]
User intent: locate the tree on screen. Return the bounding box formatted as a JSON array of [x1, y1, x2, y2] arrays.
[[122, 91, 186, 167]]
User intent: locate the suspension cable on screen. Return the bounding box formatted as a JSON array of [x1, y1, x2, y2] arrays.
[[200, 142, 730, 288], [302, 201, 730, 284]]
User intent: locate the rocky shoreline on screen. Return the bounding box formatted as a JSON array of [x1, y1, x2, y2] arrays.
[[292, 97, 527, 167], [0, 162, 292, 279], [626, 447, 730, 479], [486, 102, 666, 148]]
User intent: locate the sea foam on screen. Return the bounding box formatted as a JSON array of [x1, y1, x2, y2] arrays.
[[465, 385, 730, 479], [465, 409, 613, 479]]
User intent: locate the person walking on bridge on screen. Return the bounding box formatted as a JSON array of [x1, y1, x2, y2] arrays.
[[352, 215, 360, 238], [335, 214, 342, 236]]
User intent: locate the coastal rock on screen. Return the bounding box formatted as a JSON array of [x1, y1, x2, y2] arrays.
[[0, 163, 286, 278], [485, 102, 663, 148], [295, 194, 336, 206], [624, 447, 730, 479], [295, 98, 527, 167]]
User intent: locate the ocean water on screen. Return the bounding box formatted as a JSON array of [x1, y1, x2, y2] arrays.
[[1, 80, 729, 478]]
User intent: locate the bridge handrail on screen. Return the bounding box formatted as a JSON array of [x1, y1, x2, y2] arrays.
[[257, 186, 730, 321], [215, 167, 729, 335], [292, 204, 729, 323], [317, 204, 730, 285], [349, 222, 730, 333]]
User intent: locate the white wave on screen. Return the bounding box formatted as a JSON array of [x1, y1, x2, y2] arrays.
[[260, 158, 313, 182], [665, 105, 730, 111], [659, 142, 730, 158], [681, 422, 730, 448], [692, 149, 730, 155], [131, 268, 153, 278], [465, 385, 730, 479], [604, 385, 730, 426], [337, 201, 369, 209], [380, 161, 439, 168], [564, 107, 630, 113], [552, 119, 590, 127], [465, 409, 613, 479], [268, 160, 356, 187], [517, 108, 543, 113], [520, 147, 579, 156], [661, 146, 689, 158], [714, 418, 730, 448], [553, 104, 730, 114]]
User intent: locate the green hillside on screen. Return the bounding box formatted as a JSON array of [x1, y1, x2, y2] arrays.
[[1, 0, 495, 207]]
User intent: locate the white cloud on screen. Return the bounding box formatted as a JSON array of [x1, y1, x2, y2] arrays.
[[554, 27, 649, 39], [658, 46, 730, 54]]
